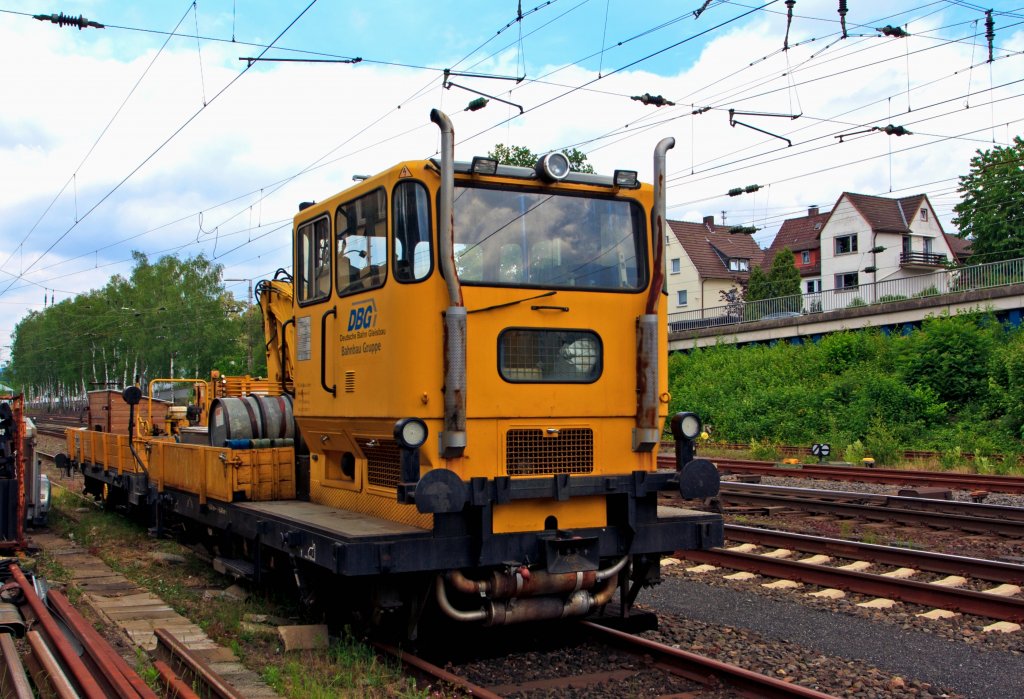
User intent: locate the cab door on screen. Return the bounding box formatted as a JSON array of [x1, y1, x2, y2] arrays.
[[292, 214, 335, 419]]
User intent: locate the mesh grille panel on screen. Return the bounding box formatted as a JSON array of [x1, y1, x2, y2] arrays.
[[358, 438, 402, 488], [499, 329, 601, 383], [506, 428, 593, 476]]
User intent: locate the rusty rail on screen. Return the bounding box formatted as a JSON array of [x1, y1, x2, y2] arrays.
[[153, 628, 246, 699], [583, 621, 839, 698], [153, 659, 202, 699], [665, 456, 1024, 494], [47, 588, 157, 698], [374, 642, 502, 699], [8, 565, 108, 699], [681, 548, 1024, 622], [717, 483, 1024, 536], [0, 632, 33, 699], [25, 630, 79, 699], [723, 524, 1024, 584]]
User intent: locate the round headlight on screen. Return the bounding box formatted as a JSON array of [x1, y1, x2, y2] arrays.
[[394, 418, 428, 449], [536, 152, 571, 182], [672, 412, 702, 441]]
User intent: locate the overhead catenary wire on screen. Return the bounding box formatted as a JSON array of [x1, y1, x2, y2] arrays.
[[0, 0, 323, 300], [4, 0, 1019, 311]]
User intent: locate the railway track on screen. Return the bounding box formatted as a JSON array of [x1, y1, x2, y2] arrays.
[[674, 441, 989, 463], [717, 481, 1024, 536], [679, 528, 1024, 624], [656, 454, 1024, 494], [376, 620, 840, 698]]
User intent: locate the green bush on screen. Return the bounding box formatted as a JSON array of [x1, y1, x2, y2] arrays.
[[847, 297, 867, 308], [864, 420, 901, 465], [939, 446, 964, 470], [666, 311, 1024, 455], [877, 294, 908, 303], [843, 439, 866, 463], [914, 285, 940, 298], [749, 437, 782, 461]]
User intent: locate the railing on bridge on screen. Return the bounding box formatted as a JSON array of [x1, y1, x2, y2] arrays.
[[669, 257, 1024, 333]]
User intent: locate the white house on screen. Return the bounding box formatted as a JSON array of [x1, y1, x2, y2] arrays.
[[813, 192, 965, 302]]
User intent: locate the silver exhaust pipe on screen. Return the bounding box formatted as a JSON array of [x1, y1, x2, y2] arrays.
[[634, 137, 675, 452], [430, 109, 466, 459]]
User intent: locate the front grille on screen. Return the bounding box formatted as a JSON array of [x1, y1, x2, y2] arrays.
[[358, 438, 401, 488], [506, 428, 594, 476]]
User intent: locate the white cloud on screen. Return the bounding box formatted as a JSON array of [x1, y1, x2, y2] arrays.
[[1, 2, 1022, 350]]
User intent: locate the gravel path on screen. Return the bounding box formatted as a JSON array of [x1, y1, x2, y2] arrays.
[[644, 577, 1024, 699]]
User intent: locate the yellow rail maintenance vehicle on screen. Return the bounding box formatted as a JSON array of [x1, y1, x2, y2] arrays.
[[64, 109, 723, 635]]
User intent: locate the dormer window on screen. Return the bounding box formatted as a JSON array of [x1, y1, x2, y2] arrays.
[[729, 258, 749, 272], [921, 207, 929, 222], [801, 250, 810, 264]]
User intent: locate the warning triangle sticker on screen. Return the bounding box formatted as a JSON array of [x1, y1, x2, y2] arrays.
[[398, 166, 412, 178]]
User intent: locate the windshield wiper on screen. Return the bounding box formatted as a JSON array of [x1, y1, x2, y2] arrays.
[[467, 290, 557, 314]]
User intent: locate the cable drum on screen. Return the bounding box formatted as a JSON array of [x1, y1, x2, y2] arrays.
[[209, 395, 294, 447]]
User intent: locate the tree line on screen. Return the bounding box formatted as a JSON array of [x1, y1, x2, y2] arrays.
[[3, 252, 263, 406]]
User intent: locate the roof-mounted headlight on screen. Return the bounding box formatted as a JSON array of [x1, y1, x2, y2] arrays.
[[471, 156, 498, 176], [613, 170, 639, 189], [535, 152, 571, 182]]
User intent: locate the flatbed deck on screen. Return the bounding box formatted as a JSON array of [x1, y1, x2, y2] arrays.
[[235, 500, 428, 539]]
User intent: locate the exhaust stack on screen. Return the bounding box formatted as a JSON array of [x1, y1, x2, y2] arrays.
[[430, 109, 466, 459], [634, 137, 675, 452]]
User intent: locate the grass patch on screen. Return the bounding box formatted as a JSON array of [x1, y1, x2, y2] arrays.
[[263, 634, 423, 698], [45, 486, 433, 698]]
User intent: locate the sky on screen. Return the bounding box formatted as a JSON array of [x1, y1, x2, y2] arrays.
[[1, 0, 1023, 358]]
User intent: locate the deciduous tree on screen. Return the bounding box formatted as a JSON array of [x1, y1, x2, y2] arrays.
[[953, 136, 1024, 262]]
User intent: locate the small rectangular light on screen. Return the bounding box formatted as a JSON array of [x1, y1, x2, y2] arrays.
[[471, 156, 499, 176], [613, 169, 639, 188]]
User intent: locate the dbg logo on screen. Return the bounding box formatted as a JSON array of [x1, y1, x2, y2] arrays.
[[347, 299, 377, 331]]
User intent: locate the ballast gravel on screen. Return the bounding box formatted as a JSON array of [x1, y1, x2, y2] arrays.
[[643, 576, 1023, 698]]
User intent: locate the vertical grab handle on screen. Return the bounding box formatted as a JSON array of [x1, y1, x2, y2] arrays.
[[321, 308, 337, 396]]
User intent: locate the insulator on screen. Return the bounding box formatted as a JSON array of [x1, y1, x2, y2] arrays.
[[985, 10, 995, 63], [880, 124, 911, 136], [693, 0, 712, 19], [631, 93, 675, 107], [878, 25, 909, 38], [465, 97, 488, 112], [727, 185, 760, 197], [692, 106, 711, 115], [33, 12, 104, 30], [838, 0, 848, 39]]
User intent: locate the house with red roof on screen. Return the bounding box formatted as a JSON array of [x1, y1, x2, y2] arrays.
[[762, 206, 830, 296], [665, 215, 764, 317], [819, 192, 957, 300]]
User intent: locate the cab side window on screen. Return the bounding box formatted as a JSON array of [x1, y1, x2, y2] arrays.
[[392, 181, 433, 282], [297, 216, 331, 304], [336, 189, 387, 296]]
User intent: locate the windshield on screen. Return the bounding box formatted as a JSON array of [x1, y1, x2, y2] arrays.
[[452, 186, 646, 291]]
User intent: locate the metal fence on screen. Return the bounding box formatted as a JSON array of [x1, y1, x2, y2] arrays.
[[669, 257, 1024, 333]]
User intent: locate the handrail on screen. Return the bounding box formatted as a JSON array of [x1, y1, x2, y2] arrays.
[[320, 308, 336, 396]]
